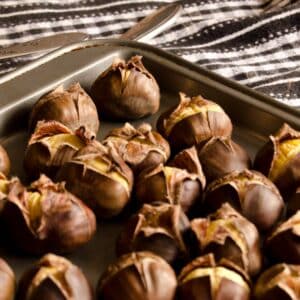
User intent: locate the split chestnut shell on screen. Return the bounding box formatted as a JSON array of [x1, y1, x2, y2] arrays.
[[16, 254, 93, 300], [29, 82, 99, 134], [2, 175, 96, 254], [91, 56, 160, 120], [96, 252, 177, 300], [0, 257, 15, 300], [157, 93, 232, 152]]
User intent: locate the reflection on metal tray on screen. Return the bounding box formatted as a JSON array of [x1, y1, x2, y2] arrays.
[[0, 39, 300, 286]]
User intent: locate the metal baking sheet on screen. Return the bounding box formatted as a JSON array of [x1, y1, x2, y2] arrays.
[[0, 39, 300, 288]]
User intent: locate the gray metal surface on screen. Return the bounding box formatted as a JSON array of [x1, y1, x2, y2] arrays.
[[0, 39, 299, 288]]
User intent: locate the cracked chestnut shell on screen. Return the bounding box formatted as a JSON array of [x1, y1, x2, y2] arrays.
[[103, 122, 170, 175], [135, 148, 205, 214], [157, 93, 232, 152], [29, 82, 99, 134], [96, 252, 177, 300], [16, 254, 93, 300], [24, 121, 94, 180], [57, 141, 133, 218], [197, 136, 251, 183], [254, 123, 300, 197], [0, 258, 15, 300], [0, 145, 10, 177], [2, 175, 96, 255], [91, 55, 160, 120], [266, 210, 300, 264], [203, 170, 284, 231], [254, 263, 300, 300], [116, 203, 189, 266], [177, 253, 250, 300], [189, 203, 262, 276]]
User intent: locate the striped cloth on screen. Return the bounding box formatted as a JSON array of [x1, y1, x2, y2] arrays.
[[0, 0, 299, 105]]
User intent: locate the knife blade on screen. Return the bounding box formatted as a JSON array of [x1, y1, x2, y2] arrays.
[[0, 3, 182, 60]]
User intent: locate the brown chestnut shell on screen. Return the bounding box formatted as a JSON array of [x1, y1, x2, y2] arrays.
[[116, 203, 190, 266], [29, 82, 99, 134], [103, 122, 170, 175], [177, 253, 250, 300], [2, 175, 96, 255], [197, 136, 251, 182], [189, 203, 262, 276], [56, 141, 134, 219], [16, 253, 93, 300], [0, 145, 10, 177], [97, 251, 177, 300], [203, 169, 284, 231], [157, 93, 232, 153], [0, 257, 15, 300], [287, 186, 300, 216], [91, 55, 160, 120]]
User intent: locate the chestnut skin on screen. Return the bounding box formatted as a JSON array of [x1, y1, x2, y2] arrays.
[[177, 253, 250, 300], [197, 136, 251, 183], [157, 93, 232, 153], [97, 252, 177, 300], [91, 56, 160, 120], [254, 263, 300, 300], [16, 254, 93, 300], [0, 258, 15, 300], [203, 170, 284, 231], [29, 82, 99, 134], [116, 203, 190, 266]]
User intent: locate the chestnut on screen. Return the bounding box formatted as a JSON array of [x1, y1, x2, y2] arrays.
[[0, 257, 15, 300], [29, 82, 99, 134], [157, 92, 232, 152], [254, 123, 300, 197], [24, 120, 94, 180], [56, 141, 134, 218], [96, 252, 177, 300], [197, 136, 251, 182], [91, 55, 160, 120], [0, 172, 10, 213], [16, 253, 93, 300], [287, 186, 300, 216], [266, 210, 300, 264], [177, 253, 250, 300], [135, 156, 205, 215], [0, 144, 10, 176], [189, 203, 262, 276], [2, 174, 96, 255], [203, 170, 284, 231], [254, 263, 300, 300], [116, 203, 189, 266], [103, 122, 170, 175]]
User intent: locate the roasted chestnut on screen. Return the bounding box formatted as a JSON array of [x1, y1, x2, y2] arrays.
[[57, 141, 133, 218], [287, 186, 300, 216], [116, 203, 189, 266], [177, 253, 250, 300], [29, 82, 99, 134], [0, 257, 15, 300], [16, 253, 93, 300], [197, 136, 251, 182], [0, 144, 10, 176], [254, 123, 300, 197], [157, 92, 232, 152], [189, 203, 262, 276], [0, 172, 10, 213], [254, 263, 300, 300], [2, 175, 96, 254], [96, 252, 177, 300], [266, 210, 300, 264], [203, 170, 284, 231], [103, 122, 170, 175], [24, 120, 94, 179], [91, 56, 160, 120], [135, 153, 205, 215]]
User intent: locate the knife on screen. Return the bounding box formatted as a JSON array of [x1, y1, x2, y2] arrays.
[[0, 3, 182, 60]]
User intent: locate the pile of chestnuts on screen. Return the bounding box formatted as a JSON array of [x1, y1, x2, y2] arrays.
[[1, 55, 300, 299]]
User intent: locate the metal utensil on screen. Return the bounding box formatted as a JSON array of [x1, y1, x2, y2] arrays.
[[0, 3, 182, 60]]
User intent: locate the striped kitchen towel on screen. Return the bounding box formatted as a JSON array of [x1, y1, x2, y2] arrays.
[[0, 0, 299, 105]]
